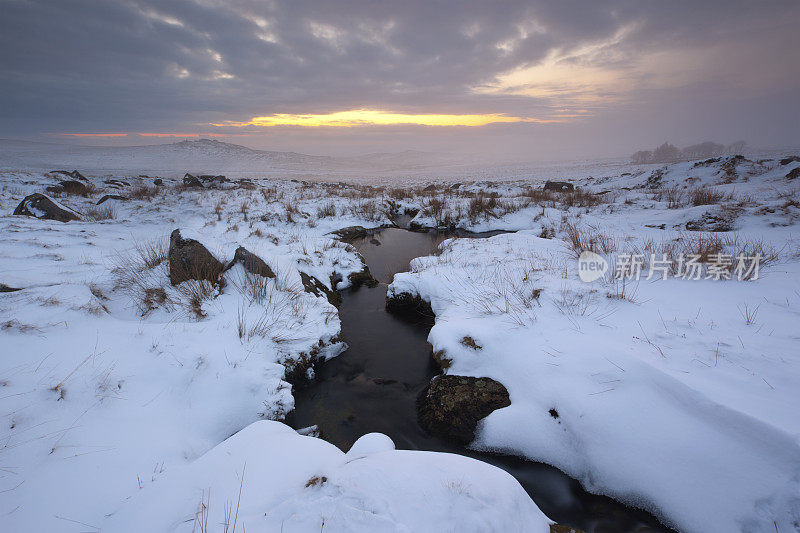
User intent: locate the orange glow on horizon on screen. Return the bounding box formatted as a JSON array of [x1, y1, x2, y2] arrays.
[[213, 109, 558, 128]]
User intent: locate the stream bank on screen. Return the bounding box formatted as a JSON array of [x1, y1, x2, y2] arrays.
[[288, 227, 669, 532]]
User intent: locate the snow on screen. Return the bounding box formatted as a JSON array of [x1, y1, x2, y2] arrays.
[[388, 156, 800, 532], [104, 421, 551, 532], [0, 151, 798, 532]]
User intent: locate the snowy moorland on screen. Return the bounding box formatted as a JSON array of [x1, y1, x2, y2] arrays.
[[0, 152, 798, 532]]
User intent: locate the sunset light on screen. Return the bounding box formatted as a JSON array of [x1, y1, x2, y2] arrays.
[[213, 109, 545, 128]]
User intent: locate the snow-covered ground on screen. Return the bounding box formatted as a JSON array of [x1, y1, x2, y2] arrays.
[[0, 152, 798, 531], [389, 156, 800, 531]]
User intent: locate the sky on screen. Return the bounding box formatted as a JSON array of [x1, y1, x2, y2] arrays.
[[1, 0, 798, 161]]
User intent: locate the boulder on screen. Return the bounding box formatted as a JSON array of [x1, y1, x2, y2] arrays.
[[13, 193, 81, 222], [347, 266, 379, 288], [331, 226, 369, 242], [786, 167, 800, 180], [544, 181, 574, 192], [183, 173, 203, 188], [225, 246, 275, 278], [59, 180, 88, 195], [168, 229, 223, 285], [96, 194, 127, 205], [386, 291, 434, 319], [199, 174, 228, 183], [0, 283, 22, 293], [153, 178, 163, 186], [779, 156, 800, 165], [104, 179, 130, 188], [417, 375, 510, 444]]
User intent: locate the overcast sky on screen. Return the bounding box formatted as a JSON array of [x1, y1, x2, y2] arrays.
[[1, 0, 798, 160]]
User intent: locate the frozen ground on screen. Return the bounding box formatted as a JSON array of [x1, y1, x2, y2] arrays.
[[0, 151, 798, 531]]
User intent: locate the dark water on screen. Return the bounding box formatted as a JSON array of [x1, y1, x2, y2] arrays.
[[289, 228, 671, 532]]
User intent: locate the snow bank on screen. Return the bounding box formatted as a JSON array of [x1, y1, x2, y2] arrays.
[[104, 421, 551, 532], [388, 230, 800, 532]]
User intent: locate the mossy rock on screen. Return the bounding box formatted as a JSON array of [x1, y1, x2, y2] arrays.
[[418, 375, 510, 444]]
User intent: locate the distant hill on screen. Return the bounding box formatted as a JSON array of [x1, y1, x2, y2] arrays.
[[0, 138, 452, 176]]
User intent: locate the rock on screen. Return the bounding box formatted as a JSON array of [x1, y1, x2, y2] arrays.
[[417, 375, 511, 444], [386, 291, 434, 319], [299, 272, 340, 306], [96, 194, 127, 205], [544, 181, 574, 192], [0, 283, 22, 293], [104, 179, 130, 188], [182, 173, 203, 188], [225, 246, 275, 278], [199, 174, 228, 183], [58, 180, 88, 195], [779, 156, 800, 165], [13, 193, 81, 222], [168, 229, 223, 285], [684, 208, 737, 232], [153, 178, 163, 186], [786, 167, 800, 180], [347, 265, 379, 289], [331, 226, 369, 242], [369, 238, 381, 246]]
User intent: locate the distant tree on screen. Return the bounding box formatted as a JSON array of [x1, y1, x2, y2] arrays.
[[727, 140, 747, 154], [681, 141, 725, 160], [652, 142, 680, 163], [631, 150, 653, 164]]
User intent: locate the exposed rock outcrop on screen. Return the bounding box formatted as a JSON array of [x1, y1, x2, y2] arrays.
[[59, 180, 88, 195], [544, 181, 575, 192], [417, 375, 511, 444], [347, 265, 379, 289], [182, 173, 203, 188], [13, 193, 81, 222], [96, 194, 127, 205], [168, 229, 223, 285], [225, 246, 275, 278], [386, 291, 434, 319], [0, 283, 22, 293], [331, 226, 369, 242]]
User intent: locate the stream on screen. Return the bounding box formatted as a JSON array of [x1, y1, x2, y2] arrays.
[[289, 227, 669, 532]]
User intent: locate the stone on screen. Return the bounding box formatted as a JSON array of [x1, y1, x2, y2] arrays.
[[544, 181, 575, 192], [183, 173, 203, 188], [417, 375, 511, 444], [96, 194, 127, 205], [331, 226, 369, 242], [225, 246, 275, 278], [168, 229, 223, 285], [58, 180, 88, 195], [13, 193, 80, 222]]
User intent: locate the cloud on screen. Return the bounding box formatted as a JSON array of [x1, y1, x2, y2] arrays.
[[212, 109, 553, 128], [0, 0, 797, 157]]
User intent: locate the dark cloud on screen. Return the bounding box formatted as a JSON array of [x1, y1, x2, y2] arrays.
[[0, 0, 797, 158]]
